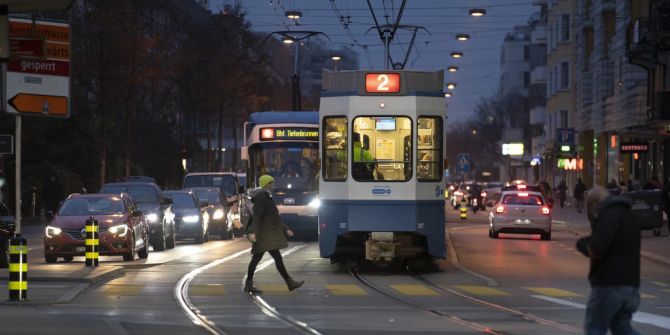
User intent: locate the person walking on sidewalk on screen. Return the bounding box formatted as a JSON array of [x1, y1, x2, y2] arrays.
[[556, 180, 568, 209], [244, 175, 304, 294], [576, 187, 641, 335], [574, 178, 586, 213]]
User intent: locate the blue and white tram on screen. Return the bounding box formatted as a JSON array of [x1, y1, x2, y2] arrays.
[[318, 70, 447, 265], [242, 111, 320, 239]]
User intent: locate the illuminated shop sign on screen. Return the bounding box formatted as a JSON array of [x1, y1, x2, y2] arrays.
[[557, 158, 584, 170], [259, 127, 319, 141], [502, 143, 524, 156], [619, 143, 648, 153]]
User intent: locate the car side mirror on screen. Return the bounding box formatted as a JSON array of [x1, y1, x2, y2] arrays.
[[163, 197, 173, 205], [133, 210, 143, 217]]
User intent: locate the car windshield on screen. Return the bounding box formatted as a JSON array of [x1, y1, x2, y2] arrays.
[[59, 197, 125, 216], [193, 190, 221, 204], [100, 185, 159, 203], [249, 142, 318, 191], [184, 175, 236, 196], [502, 194, 544, 205], [165, 193, 195, 207]]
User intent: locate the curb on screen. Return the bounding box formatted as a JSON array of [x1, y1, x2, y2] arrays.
[[0, 266, 125, 283]]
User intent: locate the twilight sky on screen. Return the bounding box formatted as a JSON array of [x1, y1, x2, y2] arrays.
[[207, 0, 538, 123]]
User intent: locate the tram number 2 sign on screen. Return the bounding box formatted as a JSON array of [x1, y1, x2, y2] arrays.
[[365, 73, 400, 93]]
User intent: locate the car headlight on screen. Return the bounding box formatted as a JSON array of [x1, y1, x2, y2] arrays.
[[108, 224, 129, 237], [45, 226, 62, 238], [308, 198, 321, 208], [213, 209, 224, 220], [146, 213, 159, 223], [183, 215, 199, 223]]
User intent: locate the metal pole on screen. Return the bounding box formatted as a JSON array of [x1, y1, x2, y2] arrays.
[[383, 31, 390, 70], [15, 115, 21, 235]]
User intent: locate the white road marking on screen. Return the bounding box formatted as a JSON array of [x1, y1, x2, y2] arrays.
[[532, 295, 670, 330], [445, 224, 498, 287]]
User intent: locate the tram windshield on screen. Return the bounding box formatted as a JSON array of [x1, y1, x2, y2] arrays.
[[352, 116, 412, 181], [249, 142, 319, 191]]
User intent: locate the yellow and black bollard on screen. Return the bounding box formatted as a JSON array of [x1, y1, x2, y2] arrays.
[[459, 199, 468, 220], [85, 217, 99, 266], [9, 235, 28, 301]]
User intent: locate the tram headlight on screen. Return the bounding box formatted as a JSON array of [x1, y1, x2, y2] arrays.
[[308, 198, 321, 209]]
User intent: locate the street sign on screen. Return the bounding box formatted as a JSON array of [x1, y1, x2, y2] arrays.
[[5, 18, 70, 118], [456, 153, 470, 174], [0, 135, 13, 154], [556, 128, 575, 144], [10, 37, 46, 59]]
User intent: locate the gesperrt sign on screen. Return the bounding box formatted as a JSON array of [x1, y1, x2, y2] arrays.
[[619, 143, 649, 153]]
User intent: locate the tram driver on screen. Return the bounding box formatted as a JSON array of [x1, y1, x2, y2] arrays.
[[352, 132, 376, 181]]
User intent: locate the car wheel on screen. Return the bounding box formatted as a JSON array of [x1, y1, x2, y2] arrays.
[[166, 224, 176, 249], [138, 237, 149, 259], [123, 237, 136, 261], [204, 229, 209, 242], [63, 256, 74, 262], [195, 229, 205, 244], [45, 255, 58, 264], [152, 227, 166, 251], [541, 232, 551, 241]]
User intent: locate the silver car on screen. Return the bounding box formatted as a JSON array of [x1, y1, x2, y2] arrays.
[[488, 190, 552, 240]]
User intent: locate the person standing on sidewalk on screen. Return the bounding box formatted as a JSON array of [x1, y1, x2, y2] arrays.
[[576, 187, 641, 335], [574, 178, 586, 213], [556, 180, 568, 209], [244, 175, 304, 294]]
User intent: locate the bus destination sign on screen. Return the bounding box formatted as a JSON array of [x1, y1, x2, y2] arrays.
[[260, 127, 319, 141], [365, 73, 400, 93]]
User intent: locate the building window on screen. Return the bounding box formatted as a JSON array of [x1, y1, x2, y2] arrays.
[[561, 14, 570, 41], [323, 117, 347, 181], [560, 110, 568, 128], [603, 11, 615, 59], [523, 45, 529, 61], [560, 62, 570, 89], [524, 71, 530, 88]]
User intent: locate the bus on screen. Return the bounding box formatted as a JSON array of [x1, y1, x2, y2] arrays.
[[241, 111, 320, 240]]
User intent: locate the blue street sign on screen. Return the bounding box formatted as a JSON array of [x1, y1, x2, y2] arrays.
[[456, 153, 470, 173], [556, 128, 575, 145]]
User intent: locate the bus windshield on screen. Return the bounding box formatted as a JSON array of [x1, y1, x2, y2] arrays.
[[249, 142, 318, 191]]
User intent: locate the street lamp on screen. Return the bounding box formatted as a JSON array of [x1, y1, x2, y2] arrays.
[[331, 55, 343, 70], [282, 38, 294, 44], [469, 8, 487, 17], [451, 51, 464, 58], [444, 92, 452, 97], [285, 10, 302, 20], [455, 33, 470, 41], [447, 66, 459, 72], [446, 83, 457, 89]]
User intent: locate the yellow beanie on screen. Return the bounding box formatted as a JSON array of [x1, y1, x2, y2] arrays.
[[259, 175, 274, 188]]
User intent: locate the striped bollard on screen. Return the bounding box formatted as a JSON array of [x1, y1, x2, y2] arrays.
[[85, 217, 99, 266], [8, 235, 28, 301]]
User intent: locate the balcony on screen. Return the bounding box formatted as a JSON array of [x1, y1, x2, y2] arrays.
[[531, 27, 547, 44], [627, 18, 657, 69], [530, 106, 546, 125], [530, 66, 546, 84]]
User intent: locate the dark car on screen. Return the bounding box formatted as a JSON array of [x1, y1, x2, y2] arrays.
[[0, 202, 16, 268], [185, 187, 230, 240], [163, 190, 209, 244], [43, 193, 149, 263], [99, 182, 176, 251], [183, 172, 240, 207]]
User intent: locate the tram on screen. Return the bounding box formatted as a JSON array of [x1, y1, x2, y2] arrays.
[[318, 70, 447, 266], [242, 111, 320, 239]]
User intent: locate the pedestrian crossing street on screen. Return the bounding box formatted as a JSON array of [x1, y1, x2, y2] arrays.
[[96, 281, 670, 298]]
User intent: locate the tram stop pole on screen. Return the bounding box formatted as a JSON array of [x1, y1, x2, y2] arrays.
[[85, 217, 99, 266], [459, 198, 467, 220], [8, 235, 28, 301]]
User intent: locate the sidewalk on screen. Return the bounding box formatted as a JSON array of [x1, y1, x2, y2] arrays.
[[552, 205, 670, 266]]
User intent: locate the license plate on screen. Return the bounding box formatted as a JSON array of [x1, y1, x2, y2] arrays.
[[76, 246, 86, 252], [284, 198, 295, 205]]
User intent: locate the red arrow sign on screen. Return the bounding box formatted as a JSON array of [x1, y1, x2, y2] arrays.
[[8, 93, 68, 116]]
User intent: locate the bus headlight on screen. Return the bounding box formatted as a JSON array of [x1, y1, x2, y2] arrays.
[[183, 215, 199, 223], [45, 226, 62, 238], [146, 213, 159, 223], [108, 224, 129, 237], [213, 209, 224, 220], [308, 199, 321, 208]]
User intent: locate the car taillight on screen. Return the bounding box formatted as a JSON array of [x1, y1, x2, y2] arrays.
[[517, 184, 527, 189], [480, 192, 487, 197], [455, 191, 463, 196], [518, 192, 528, 197], [496, 206, 505, 214], [541, 206, 550, 215]]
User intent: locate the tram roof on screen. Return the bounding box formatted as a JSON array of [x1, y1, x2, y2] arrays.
[[248, 111, 318, 125], [321, 70, 444, 97]]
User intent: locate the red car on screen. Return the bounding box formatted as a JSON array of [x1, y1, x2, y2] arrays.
[[44, 193, 149, 263]]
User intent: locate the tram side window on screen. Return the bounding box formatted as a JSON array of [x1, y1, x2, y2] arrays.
[[323, 117, 348, 181], [417, 116, 443, 181], [352, 116, 412, 182]]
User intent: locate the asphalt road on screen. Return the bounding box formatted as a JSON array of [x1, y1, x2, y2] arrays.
[[0, 209, 668, 334]]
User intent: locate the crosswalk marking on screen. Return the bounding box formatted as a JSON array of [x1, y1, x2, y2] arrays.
[[660, 289, 670, 294], [258, 284, 295, 295], [190, 284, 226, 296], [325, 284, 367, 296], [100, 284, 144, 296], [651, 281, 669, 287], [390, 284, 440, 296], [524, 287, 582, 297], [640, 293, 657, 299], [454, 285, 509, 296]]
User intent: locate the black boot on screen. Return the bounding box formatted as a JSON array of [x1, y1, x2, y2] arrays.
[[285, 277, 304, 291], [244, 279, 262, 294]]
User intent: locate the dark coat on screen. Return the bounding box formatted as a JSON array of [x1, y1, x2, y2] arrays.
[[248, 189, 288, 254], [577, 196, 640, 287]]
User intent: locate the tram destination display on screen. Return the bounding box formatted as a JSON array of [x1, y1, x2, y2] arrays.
[[259, 127, 319, 141]]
